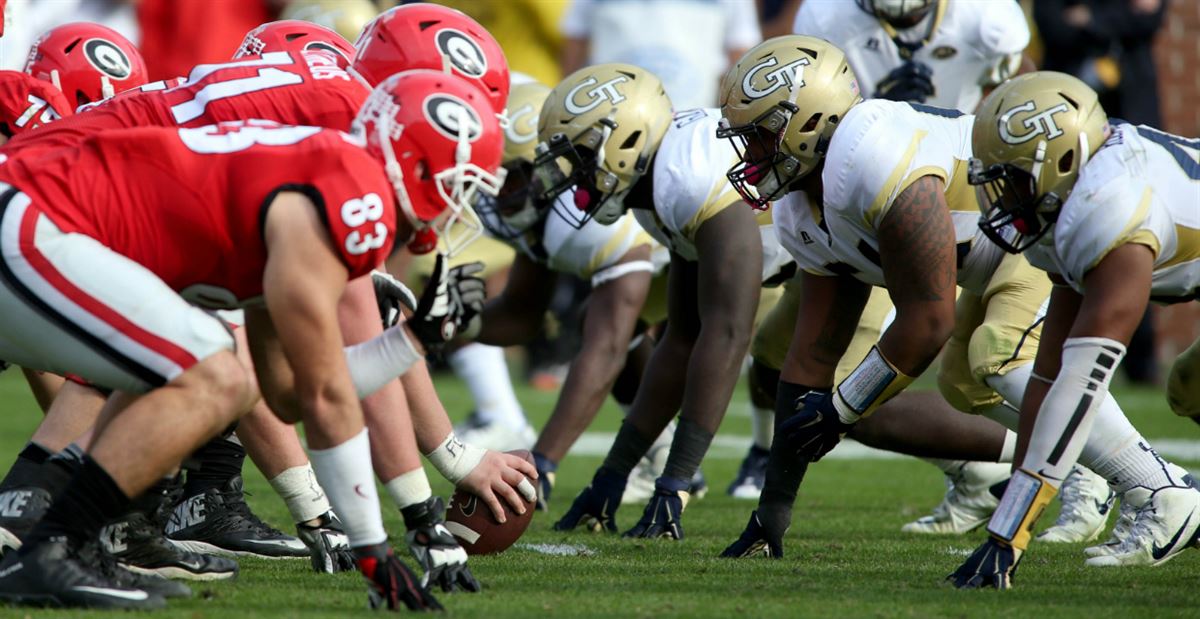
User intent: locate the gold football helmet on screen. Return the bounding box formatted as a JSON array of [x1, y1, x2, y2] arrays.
[[477, 80, 553, 238], [533, 63, 672, 226], [717, 35, 861, 209], [282, 0, 378, 43], [969, 71, 1109, 253]]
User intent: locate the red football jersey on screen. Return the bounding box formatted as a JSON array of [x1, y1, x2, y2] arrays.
[[0, 71, 73, 138], [3, 50, 366, 159], [0, 122, 396, 308]]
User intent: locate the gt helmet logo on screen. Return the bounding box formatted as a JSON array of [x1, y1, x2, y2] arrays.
[[83, 38, 132, 79], [564, 75, 629, 114], [504, 102, 538, 145], [435, 28, 487, 78], [742, 56, 810, 99], [424, 94, 483, 141], [998, 101, 1071, 145]]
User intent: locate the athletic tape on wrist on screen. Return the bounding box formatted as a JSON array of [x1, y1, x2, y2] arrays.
[[343, 325, 424, 399], [268, 464, 331, 525], [385, 468, 433, 510], [425, 432, 486, 484], [833, 346, 914, 423], [986, 468, 1057, 551]]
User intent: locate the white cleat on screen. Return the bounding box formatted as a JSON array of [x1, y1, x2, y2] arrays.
[[1084, 497, 1137, 558], [901, 461, 1009, 535], [622, 443, 669, 505], [1084, 484, 1200, 567], [454, 414, 536, 452], [1037, 465, 1116, 543]]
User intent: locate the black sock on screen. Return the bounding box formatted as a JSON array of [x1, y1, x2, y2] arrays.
[[23, 455, 132, 550], [38, 443, 86, 497], [602, 421, 656, 477], [662, 419, 714, 484], [757, 382, 829, 539], [0, 442, 53, 490], [184, 436, 245, 497]]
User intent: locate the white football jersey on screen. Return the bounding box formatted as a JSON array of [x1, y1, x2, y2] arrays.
[[633, 108, 795, 285], [793, 0, 1028, 112], [821, 99, 1007, 294], [774, 190, 848, 277], [1024, 122, 1200, 303]]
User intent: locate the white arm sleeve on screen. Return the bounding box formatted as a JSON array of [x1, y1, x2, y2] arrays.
[[343, 325, 423, 399]]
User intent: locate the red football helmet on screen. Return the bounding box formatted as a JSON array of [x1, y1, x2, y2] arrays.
[[352, 4, 509, 114], [24, 23, 147, 109], [234, 20, 356, 68], [353, 69, 504, 256]]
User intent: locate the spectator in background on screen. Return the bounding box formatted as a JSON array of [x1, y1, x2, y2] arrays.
[[1035, 0, 1169, 384], [437, 0, 567, 87], [559, 0, 761, 109], [137, 0, 274, 81]]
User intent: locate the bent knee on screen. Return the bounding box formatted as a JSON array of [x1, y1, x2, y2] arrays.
[[185, 351, 255, 412], [1168, 343, 1200, 418]]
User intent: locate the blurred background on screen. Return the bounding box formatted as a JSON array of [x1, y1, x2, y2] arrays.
[[1, 0, 1195, 382]]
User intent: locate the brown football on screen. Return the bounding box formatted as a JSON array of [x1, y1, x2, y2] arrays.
[[443, 449, 536, 555]]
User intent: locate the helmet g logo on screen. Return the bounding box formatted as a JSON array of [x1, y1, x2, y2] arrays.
[[505, 102, 538, 145], [83, 38, 132, 79], [998, 101, 1071, 145], [424, 94, 483, 142], [564, 76, 629, 115], [435, 29, 487, 78], [742, 56, 810, 99]]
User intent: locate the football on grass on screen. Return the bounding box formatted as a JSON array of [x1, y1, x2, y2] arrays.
[[444, 449, 536, 555]]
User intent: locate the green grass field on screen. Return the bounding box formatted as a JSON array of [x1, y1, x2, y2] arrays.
[[1, 368, 1199, 618]]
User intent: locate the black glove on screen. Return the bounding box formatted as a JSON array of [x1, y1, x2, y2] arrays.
[[720, 510, 785, 559], [622, 478, 688, 540], [296, 511, 356, 574], [407, 254, 486, 350], [947, 537, 1022, 590], [401, 497, 480, 593], [875, 61, 935, 103], [553, 467, 626, 533], [357, 545, 443, 611], [777, 389, 855, 463], [372, 270, 417, 329], [533, 452, 557, 512]]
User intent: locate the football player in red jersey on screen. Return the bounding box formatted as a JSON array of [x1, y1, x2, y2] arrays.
[[0, 71, 72, 144], [0, 71, 500, 610], [23, 22, 148, 110]]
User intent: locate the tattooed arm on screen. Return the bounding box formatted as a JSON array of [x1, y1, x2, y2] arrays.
[[876, 175, 958, 375], [779, 271, 871, 387]]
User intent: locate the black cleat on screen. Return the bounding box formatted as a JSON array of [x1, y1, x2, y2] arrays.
[[165, 476, 306, 559], [101, 512, 238, 581], [0, 487, 51, 557], [79, 539, 192, 599], [727, 446, 769, 500], [0, 538, 165, 609]]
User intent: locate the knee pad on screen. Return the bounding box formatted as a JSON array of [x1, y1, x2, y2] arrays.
[[748, 359, 781, 410], [938, 339, 1004, 415], [1168, 340, 1200, 419]]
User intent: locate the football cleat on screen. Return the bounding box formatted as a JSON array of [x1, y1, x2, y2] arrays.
[[100, 512, 238, 581], [948, 537, 1022, 590], [720, 511, 784, 559], [1084, 484, 1200, 567], [0, 486, 51, 556], [727, 445, 769, 500], [1084, 495, 1137, 558], [165, 476, 307, 559], [1036, 465, 1115, 543], [0, 538, 165, 609], [901, 461, 1008, 535], [296, 512, 356, 574], [622, 443, 670, 504], [553, 468, 626, 533], [79, 540, 192, 599], [453, 413, 536, 452], [623, 479, 688, 540], [357, 546, 443, 611]]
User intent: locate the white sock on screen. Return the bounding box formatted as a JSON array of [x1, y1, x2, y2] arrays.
[[449, 343, 526, 430], [923, 458, 966, 475], [979, 401, 1020, 432], [384, 468, 433, 510], [999, 430, 1016, 464], [308, 429, 386, 548], [751, 405, 774, 450], [268, 464, 331, 524]]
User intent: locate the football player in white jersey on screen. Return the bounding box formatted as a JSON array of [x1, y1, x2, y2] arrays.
[[949, 72, 1200, 588], [793, 0, 1030, 112], [714, 36, 1193, 564]]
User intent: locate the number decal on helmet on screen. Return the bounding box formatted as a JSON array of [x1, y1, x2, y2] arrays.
[[998, 101, 1071, 145], [564, 76, 629, 115], [82, 38, 132, 79], [424, 94, 483, 141], [435, 28, 487, 78], [741, 56, 810, 100]]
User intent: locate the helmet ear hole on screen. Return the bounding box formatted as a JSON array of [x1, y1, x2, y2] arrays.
[[619, 130, 642, 150], [799, 113, 821, 133], [1058, 149, 1075, 174]]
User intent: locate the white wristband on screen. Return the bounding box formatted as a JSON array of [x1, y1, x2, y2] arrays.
[[385, 468, 433, 510], [425, 432, 486, 485], [343, 325, 423, 399]]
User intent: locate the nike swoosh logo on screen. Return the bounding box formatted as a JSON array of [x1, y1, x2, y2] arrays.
[[72, 586, 150, 600], [244, 539, 304, 549], [1151, 512, 1193, 560]]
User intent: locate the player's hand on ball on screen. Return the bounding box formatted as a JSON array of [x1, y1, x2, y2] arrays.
[[553, 467, 626, 533], [623, 478, 687, 540], [720, 510, 785, 559], [402, 497, 480, 593], [457, 449, 537, 524], [356, 546, 443, 612], [947, 537, 1022, 590], [371, 270, 417, 329], [777, 390, 854, 463], [296, 511, 356, 574]]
